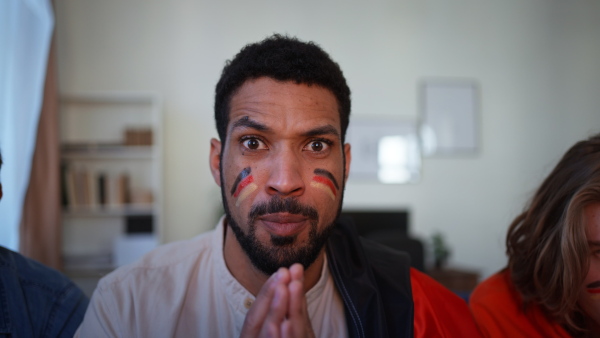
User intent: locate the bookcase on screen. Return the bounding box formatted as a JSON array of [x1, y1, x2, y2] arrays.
[[59, 92, 163, 295]]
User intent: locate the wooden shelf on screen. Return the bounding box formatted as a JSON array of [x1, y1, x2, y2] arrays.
[[60, 92, 163, 282], [428, 268, 480, 292], [61, 91, 160, 105], [61, 145, 156, 160], [63, 204, 156, 218]]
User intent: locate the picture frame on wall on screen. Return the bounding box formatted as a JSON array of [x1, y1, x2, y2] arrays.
[[420, 79, 480, 156], [345, 117, 421, 184]]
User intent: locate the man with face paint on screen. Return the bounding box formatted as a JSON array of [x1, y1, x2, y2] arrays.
[[76, 35, 481, 337], [470, 133, 600, 337]]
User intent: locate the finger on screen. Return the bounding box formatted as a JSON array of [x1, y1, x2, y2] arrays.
[[289, 263, 304, 283], [241, 268, 290, 337], [259, 283, 289, 338], [286, 280, 314, 337], [281, 320, 293, 338], [287, 280, 305, 319]]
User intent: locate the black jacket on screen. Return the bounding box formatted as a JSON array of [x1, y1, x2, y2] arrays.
[[326, 216, 414, 338]]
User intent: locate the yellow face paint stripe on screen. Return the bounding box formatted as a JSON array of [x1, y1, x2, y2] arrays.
[[235, 183, 258, 207], [310, 181, 335, 201], [590, 293, 600, 300]]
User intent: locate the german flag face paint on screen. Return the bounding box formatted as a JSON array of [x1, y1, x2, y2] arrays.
[[586, 281, 600, 300], [231, 167, 258, 207], [588, 290, 600, 300], [310, 168, 339, 201]]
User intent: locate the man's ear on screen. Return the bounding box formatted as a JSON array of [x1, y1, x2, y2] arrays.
[[209, 138, 222, 187], [343, 143, 351, 184]]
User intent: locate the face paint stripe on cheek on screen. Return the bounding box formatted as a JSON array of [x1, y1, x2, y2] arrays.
[[311, 168, 338, 201], [235, 182, 258, 207], [230, 167, 252, 196], [587, 289, 600, 300], [229, 167, 259, 206], [586, 280, 600, 299], [312, 176, 337, 197], [233, 175, 255, 198], [310, 181, 336, 201], [313, 168, 339, 190]]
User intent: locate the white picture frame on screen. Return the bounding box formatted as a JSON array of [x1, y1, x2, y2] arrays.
[[345, 117, 421, 184], [420, 79, 479, 156]]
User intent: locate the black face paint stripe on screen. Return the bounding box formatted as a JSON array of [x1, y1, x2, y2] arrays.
[[231, 167, 252, 196], [313, 168, 339, 190]]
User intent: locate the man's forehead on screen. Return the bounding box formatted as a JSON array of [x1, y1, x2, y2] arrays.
[[227, 115, 341, 140], [230, 78, 338, 106], [226, 78, 342, 136]]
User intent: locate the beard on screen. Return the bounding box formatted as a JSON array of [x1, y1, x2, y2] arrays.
[[219, 151, 347, 275], [223, 195, 338, 275]]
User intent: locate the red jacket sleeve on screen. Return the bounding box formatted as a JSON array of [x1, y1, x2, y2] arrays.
[[410, 268, 482, 337], [469, 271, 570, 338]]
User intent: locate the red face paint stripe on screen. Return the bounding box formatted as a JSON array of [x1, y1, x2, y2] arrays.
[[312, 176, 336, 196], [233, 175, 254, 198], [587, 289, 600, 294]]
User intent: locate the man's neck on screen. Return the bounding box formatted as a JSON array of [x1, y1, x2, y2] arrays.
[[222, 221, 325, 296]]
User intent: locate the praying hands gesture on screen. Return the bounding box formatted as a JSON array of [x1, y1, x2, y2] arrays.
[[240, 264, 316, 338]]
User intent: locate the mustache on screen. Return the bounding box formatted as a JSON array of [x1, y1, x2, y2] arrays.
[[248, 196, 319, 223]]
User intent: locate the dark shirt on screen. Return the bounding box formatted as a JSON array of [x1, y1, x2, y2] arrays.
[[0, 246, 88, 337]]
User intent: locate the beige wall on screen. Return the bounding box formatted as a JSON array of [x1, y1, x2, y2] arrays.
[[55, 0, 600, 279]]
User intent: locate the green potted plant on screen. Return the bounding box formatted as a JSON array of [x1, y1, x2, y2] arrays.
[[432, 231, 451, 270]]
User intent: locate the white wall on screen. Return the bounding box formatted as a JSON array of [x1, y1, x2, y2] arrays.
[[54, 0, 600, 279]]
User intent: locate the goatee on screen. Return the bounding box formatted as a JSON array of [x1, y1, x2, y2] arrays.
[[224, 196, 335, 275]]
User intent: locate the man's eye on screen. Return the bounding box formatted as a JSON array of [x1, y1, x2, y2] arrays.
[[242, 138, 265, 150], [306, 140, 330, 152]]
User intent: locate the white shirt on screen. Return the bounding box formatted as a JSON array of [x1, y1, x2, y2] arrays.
[[75, 217, 347, 337]]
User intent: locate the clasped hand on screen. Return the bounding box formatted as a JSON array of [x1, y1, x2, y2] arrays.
[[240, 263, 316, 338]]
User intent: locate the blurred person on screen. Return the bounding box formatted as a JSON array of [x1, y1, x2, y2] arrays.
[[0, 150, 89, 337], [470, 133, 600, 337], [76, 34, 481, 337]]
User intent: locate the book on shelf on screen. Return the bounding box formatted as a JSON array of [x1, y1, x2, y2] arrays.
[[62, 142, 124, 152], [61, 166, 149, 212], [98, 173, 107, 206], [64, 165, 78, 208], [118, 173, 130, 205], [79, 169, 91, 207], [60, 163, 69, 207], [124, 128, 153, 146]]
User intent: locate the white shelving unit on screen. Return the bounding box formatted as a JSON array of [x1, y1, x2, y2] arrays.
[[59, 92, 163, 296]]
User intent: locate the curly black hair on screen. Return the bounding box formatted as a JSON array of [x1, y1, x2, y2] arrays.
[[214, 34, 351, 144]]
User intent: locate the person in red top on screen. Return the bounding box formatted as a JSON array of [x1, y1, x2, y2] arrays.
[[411, 269, 483, 336], [470, 133, 600, 337]]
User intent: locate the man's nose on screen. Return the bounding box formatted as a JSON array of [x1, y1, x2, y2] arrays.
[[265, 148, 305, 197]]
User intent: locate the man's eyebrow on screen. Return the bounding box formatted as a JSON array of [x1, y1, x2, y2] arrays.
[[230, 117, 270, 132], [302, 125, 340, 138]]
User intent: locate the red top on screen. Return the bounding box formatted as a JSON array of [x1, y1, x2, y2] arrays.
[[469, 270, 570, 338], [410, 268, 483, 337]]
